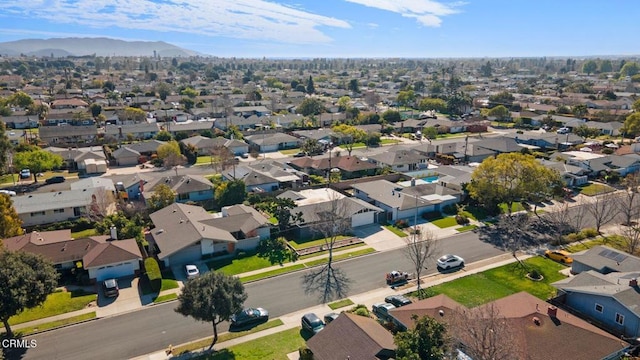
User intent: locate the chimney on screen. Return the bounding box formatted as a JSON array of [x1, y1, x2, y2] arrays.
[[411, 178, 416, 187], [547, 306, 558, 318], [630, 278, 638, 287], [110, 226, 118, 240]]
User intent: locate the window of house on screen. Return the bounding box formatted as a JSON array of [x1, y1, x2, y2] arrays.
[[178, 193, 189, 201], [30, 211, 45, 217], [595, 304, 603, 313], [54, 208, 65, 214], [616, 313, 624, 325]]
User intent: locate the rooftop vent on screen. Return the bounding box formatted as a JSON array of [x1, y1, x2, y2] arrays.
[[438, 310, 445, 317], [630, 278, 638, 287], [532, 317, 541, 326]]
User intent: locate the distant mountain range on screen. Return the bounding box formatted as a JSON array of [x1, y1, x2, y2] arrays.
[[0, 37, 201, 57]]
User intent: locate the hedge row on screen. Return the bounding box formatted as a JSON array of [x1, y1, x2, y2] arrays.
[[145, 258, 162, 292]]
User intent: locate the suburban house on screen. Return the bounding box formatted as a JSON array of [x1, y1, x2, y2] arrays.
[[368, 150, 429, 172], [166, 120, 216, 136], [288, 155, 378, 179], [213, 115, 258, 131], [148, 203, 268, 266], [104, 122, 160, 140], [39, 125, 98, 145], [232, 105, 271, 117], [223, 162, 303, 193], [12, 188, 109, 227], [569, 245, 640, 275], [390, 292, 628, 360], [50, 98, 88, 109], [180, 136, 249, 156], [306, 312, 395, 360], [278, 188, 383, 237], [2, 229, 142, 282], [1, 115, 39, 129], [553, 270, 640, 338], [111, 140, 166, 165], [45, 146, 107, 172], [538, 159, 589, 187], [245, 133, 301, 152], [142, 175, 214, 205], [351, 179, 460, 222]]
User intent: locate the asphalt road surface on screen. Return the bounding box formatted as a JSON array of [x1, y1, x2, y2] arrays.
[[19, 232, 503, 360]]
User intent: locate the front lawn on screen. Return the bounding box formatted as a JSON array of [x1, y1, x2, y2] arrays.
[[207, 252, 277, 276], [240, 264, 305, 283], [579, 183, 615, 196], [71, 228, 98, 239], [380, 139, 401, 145], [192, 327, 306, 360], [383, 225, 408, 237], [456, 225, 478, 233], [279, 148, 301, 155], [430, 217, 459, 228], [565, 234, 629, 254], [8, 289, 97, 326], [16, 312, 97, 336], [161, 279, 179, 291], [498, 202, 525, 214], [423, 257, 567, 307], [302, 248, 375, 267], [196, 156, 213, 165], [153, 293, 178, 303], [288, 235, 352, 250], [328, 299, 354, 310]]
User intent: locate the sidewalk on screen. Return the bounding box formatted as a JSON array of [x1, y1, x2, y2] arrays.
[[133, 252, 526, 360]]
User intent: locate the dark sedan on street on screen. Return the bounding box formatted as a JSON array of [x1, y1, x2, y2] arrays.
[[230, 307, 269, 328]]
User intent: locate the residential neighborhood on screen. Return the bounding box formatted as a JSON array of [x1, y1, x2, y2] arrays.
[[1, 51, 640, 360]]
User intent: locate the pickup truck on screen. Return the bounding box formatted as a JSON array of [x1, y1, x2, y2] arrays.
[[385, 270, 411, 285]]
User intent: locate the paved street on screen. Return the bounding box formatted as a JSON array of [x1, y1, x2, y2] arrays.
[[19, 232, 503, 360]]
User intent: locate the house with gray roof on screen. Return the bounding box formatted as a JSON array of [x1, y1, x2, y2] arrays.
[[142, 175, 214, 205], [223, 162, 302, 192], [12, 187, 109, 227], [104, 122, 160, 140], [180, 135, 249, 156], [570, 245, 640, 275], [352, 179, 460, 222], [202, 204, 271, 250], [45, 146, 107, 171], [368, 149, 428, 172], [245, 133, 301, 152], [39, 125, 98, 145], [538, 159, 589, 186], [553, 270, 640, 338]]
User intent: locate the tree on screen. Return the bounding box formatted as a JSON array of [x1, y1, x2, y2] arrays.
[[600, 59, 613, 73], [156, 82, 171, 101], [332, 124, 366, 156], [0, 121, 12, 174], [488, 91, 515, 108], [467, 153, 562, 215], [572, 104, 588, 118], [622, 112, 640, 137], [180, 87, 199, 99], [0, 251, 59, 337], [268, 197, 303, 232], [88, 187, 115, 221], [486, 105, 510, 120], [215, 179, 246, 208], [306, 75, 315, 94], [480, 61, 493, 77], [382, 109, 401, 123], [300, 138, 324, 156], [8, 91, 34, 109], [148, 184, 176, 212], [620, 62, 640, 77], [157, 140, 181, 160], [396, 90, 416, 107], [450, 303, 520, 360], [582, 60, 598, 75], [95, 212, 144, 242], [13, 149, 63, 183], [348, 79, 360, 94], [175, 271, 247, 351], [296, 98, 325, 116], [423, 126, 439, 141], [155, 130, 172, 141], [394, 315, 452, 360], [619, 173, 640, 226], [90, 103, 103, 118], [585, 191, 620, 234], [257, 236, 297, 265], [404, 229, 439, 299], [418, 98, 447, 113], [0, 193, 22, 238], [302, 195, 352, 302]]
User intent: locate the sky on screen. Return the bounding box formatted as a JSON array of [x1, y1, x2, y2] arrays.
[[0, 0, 637, 58]]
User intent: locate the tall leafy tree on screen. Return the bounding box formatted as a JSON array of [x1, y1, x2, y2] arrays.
[[306, 75, 315, 94], [0, 251, 59, 337], [467, 153, 562, 215], [582, 60, 598, 75], [394, 315, 452, 360], [148, 184, 176, 212], [348, 79, 360, 94], [419, 98, 447, 113], [215, 179, 246, 208], [0, 121, 12, 174], [0, 193, 22, 238], [175, 272, 247, 351], [332, 124, 366, 156], [622, 112, 640, 137], [296, 98, 325, 116], [13, 149, 63, 183]]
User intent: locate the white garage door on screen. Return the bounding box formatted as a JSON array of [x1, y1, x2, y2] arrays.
[[95, 261, 137, 282], [352, 211, 375, 228]]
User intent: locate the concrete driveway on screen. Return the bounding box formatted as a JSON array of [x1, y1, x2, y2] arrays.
[[95, 276, 143, 317], [171, 262, 209, 284], [353, 224, 407, 252]]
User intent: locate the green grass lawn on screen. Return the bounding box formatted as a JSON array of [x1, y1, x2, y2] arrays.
[[8, 290, 97, 326], [423, 257, 567, 307], [298, 244, 369, 261], [240, 264, 306, 283], [192, 327, 306, 360], [71, 228, 98, 239], [16, 312, 96, 336], [456, 225, 478, 233], [207, 252, 278, 276], [153, 293, 178, 303], [430, 217, 458, 228], [498, 202, 525, 214], [380, 139, 401, 145], [288, 235, 352, 250], [565, 234, 629, 254], [196, 156, 213, 165], [328, 299, 354, 310], [303, 248, 375, 267], [279, 148, 302, 155], [383, 225, 408, 237], [160, 279, 179, 291], [579, 183, 616, 196]]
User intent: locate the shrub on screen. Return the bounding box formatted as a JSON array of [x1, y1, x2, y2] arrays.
[[394, 219, 409, 229], [529, 269, 542, 280], [299, 346, 313, 360], [455, 214, 470, 225], [144, 258, 162, 292], [348, 304, 371, 317], [580, 228, 599, 238]]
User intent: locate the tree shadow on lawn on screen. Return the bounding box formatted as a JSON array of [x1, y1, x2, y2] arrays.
[[476, 215, 562, 252]]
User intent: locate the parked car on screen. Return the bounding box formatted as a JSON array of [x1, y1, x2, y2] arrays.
[[385, 294, 412, 307], [436, 254, 465, 270], [293, 151, 306, 157], [372, 302, 396, 321], [545, 249, 573, 264], [102, 278, 119, 298], [301, 313, 325, 334], [230, 307, 269, 328], [324, 312, 339, 324], [241, 153, 250, 159], [0, 189, 16, 196], [185, 264, 200, 279], [557, 127, 570, 134], [19, 169, 31, 179], [45, 176, 66, 184]]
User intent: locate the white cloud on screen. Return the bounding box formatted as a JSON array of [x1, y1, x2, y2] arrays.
[[367, 23, 379, 28], [0, 0, 351, 44], [345, 0, 465, 27]]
